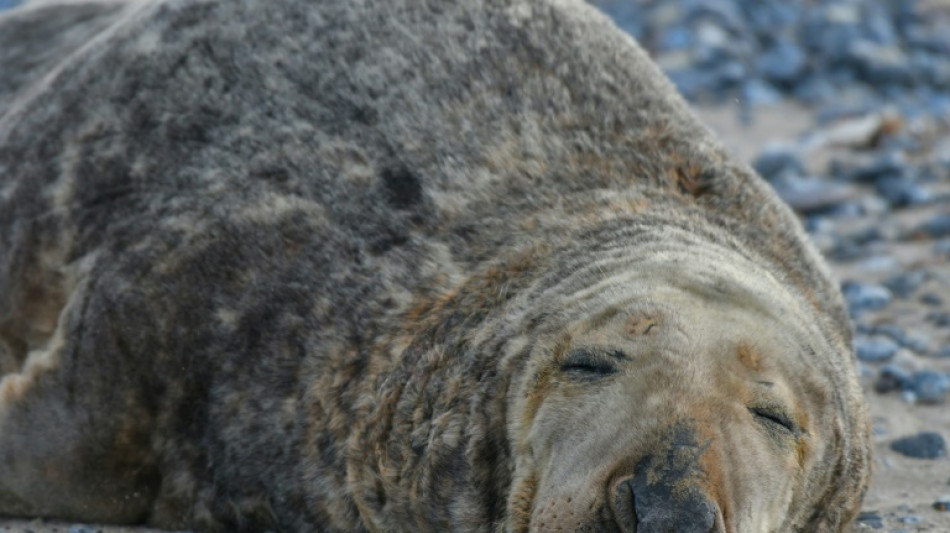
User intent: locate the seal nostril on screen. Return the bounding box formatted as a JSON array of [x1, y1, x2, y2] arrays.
[[611, 477, 638, 533]]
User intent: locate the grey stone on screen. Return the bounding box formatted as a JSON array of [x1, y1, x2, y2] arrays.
[[876, 177, 932, 208], [917, 214, 950, 239], [890, 432, 947, 459], [757, 39, 807, 84], [845, 152, 907, 184], [752, 146, 806, 183], [909, 371, 950, 404], [855, 335, 899, 363], [883, 271, 927, 299], [842, 281, 893, 315], [875, 364, 911, 394]]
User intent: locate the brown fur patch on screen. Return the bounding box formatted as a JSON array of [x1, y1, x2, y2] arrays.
[[508, 472, 538, 533], [521, 341, 565, 431], [0, 374, 30, 405], [624, 314, 659, 337], [671, 164, 713, 198], [737, 342, 764, 372]]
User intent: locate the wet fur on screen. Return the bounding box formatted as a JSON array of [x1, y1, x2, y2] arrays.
[[0, 0, 869, 531]]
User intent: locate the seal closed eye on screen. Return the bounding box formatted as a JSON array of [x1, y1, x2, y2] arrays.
[[560, 348, 625, 378]]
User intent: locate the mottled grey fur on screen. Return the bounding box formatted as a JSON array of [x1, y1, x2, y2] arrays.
[[0, 0, 869, 531]]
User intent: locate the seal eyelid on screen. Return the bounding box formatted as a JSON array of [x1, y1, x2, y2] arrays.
[[749, 406, 800, 436], [560, 348, 623, 379]]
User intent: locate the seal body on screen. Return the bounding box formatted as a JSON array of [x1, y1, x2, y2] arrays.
[[0, 0, 870, 531]]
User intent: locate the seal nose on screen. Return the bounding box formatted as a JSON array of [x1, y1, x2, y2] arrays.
[[613, 471, 718, 533], [611, 425, 721, 533]]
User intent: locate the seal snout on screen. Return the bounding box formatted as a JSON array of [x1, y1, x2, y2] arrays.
[[610, 426, 724, 533], [612, 472, 720, 533]]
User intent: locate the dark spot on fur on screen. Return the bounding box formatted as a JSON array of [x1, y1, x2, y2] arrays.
[[369, 230, 409, 255], [672, 166, 714, 198], [351, 105, 378, 126], [452, 223, 478, 243], [163, 3, 219, 39], [165, 105, 221, 144], [251, 167, 290, 182], [380, 165, 422, 209], [129, 101, 156, 134]]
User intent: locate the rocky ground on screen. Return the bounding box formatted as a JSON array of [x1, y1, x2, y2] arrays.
[[2, 0, 950, 532]]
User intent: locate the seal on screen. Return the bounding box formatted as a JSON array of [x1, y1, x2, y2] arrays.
[[0, 0, 871, 531]]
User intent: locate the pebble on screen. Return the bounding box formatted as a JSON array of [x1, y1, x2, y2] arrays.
[[846, 41, 913, 86], [902, 332, 931, 354], [875, 177, 932, 208], [844, 151, 908, 183], [856, 195, 891, 217], [793, 75, 837, 105], [890, 432, 947, 459], [899, 514, 922, 524], [875, 364, 911, 394], [934, 346, 950, 359], [855, 335, 899, 363], [854, 255, 897, 273], [927, 312, 950, 327], [867, 323, 906, 343], [865, 324, 930, 352], [883, 271, 927, 299], [908, 371, 950, 404], [916, 214, 950, 239], [920, 292, 943, 306], [752, 145, 806, 183], [740, 78, 782, 107], [855, 510, 884, 529], [828, 239, 866, 261], [772, 178, 859, 213], [756, 39, 807, 85], [842, 281, 893, 315]]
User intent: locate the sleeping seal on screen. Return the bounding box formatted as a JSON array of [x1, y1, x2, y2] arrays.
[[0, 0, 870, 531]]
